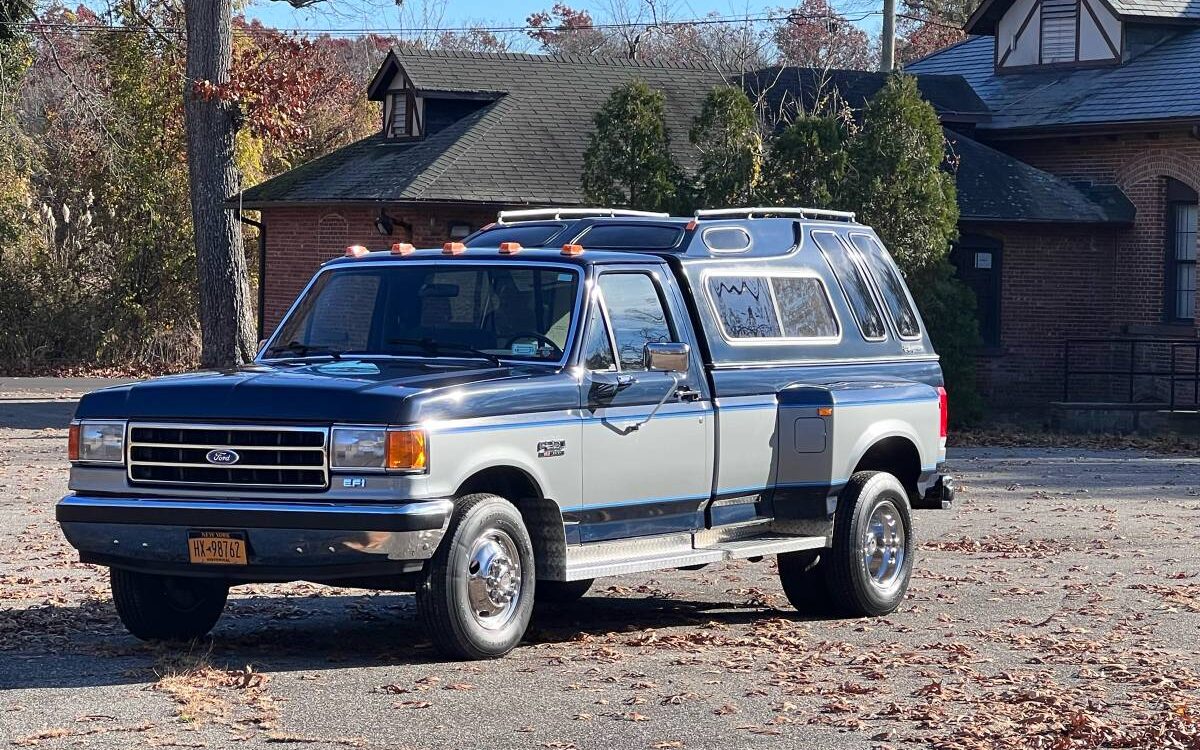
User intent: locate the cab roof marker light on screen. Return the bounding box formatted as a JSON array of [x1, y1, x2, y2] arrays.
[[498, 241, 522, 255], [561, 243, 584, 256], [391, 242, 415, 255], [443, 241, 466, 255], [345, 245, 370, 258], [685, 219, 698, 231]]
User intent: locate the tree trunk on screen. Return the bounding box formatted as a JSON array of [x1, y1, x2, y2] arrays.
[[184, 0, 256, 369]]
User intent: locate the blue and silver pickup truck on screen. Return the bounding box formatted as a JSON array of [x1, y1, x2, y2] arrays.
[[57, 206, 953, 659]]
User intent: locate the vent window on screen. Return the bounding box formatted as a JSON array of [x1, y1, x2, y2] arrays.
[[1041, 0, 1078, 63]]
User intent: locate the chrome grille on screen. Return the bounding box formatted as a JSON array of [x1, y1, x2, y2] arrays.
[[127, 423, 329, 489]]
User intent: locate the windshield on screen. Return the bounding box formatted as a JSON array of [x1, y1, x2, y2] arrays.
[[266, 263, 581, 363]]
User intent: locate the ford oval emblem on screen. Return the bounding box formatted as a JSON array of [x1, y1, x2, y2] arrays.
[[206, 449, 240, 466]]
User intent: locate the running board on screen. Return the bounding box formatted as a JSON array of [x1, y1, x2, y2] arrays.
[[561, 531, 827, 581]]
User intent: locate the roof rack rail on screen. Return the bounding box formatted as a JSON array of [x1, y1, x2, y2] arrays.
[[496, 207, 671, 223], [694, 207, 857, 222]]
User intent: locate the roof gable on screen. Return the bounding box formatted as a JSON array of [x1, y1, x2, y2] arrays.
[[968, 0, 1200, 34]]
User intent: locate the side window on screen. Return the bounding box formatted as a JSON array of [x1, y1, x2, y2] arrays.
[[581, 299, 616, 371], [707, 276, 781, 338], [772, 277, 839, 338], [813, 231, 887, 341], [706, 275, 838, 340], [849, 234, 922, 339], [598, 273, 673, 371]]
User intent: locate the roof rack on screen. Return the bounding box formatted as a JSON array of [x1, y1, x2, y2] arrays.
[[496, 207, 671, 223], [694, 207, 857, 222]]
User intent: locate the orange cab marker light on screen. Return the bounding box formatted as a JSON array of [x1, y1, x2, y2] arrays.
[[345, 245, 370, 258], [561, 243, 584, 256], [67, 423, 80, 461], [817, 406, 833, 417], [498, 241, 522, 255], [391, 242, 415, 255], [685, 220, 698, 231], [443, 241, 466, 255]]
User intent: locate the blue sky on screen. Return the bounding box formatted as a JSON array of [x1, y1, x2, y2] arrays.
[[245, 0, 882, 39]]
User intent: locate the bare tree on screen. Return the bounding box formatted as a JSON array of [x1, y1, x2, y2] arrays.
[[184, 0, 256, 368]]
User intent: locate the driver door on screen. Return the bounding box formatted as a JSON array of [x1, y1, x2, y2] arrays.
[[577, 269, 713, 543]]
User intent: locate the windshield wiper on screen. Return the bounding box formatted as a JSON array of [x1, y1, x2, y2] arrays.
[[265, 340, 344, 360], [386, 337, 503, 367]]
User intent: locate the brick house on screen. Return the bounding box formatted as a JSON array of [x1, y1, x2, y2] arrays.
[[908, 0, 1200, 406], [238, 43, 1195, 407]]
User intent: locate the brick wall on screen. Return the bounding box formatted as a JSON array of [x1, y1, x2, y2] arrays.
[[260, 203, 499, 334], [1000, 128, 1200, 332], [968, 223, 1120, 405], [971, 128, 1200, 406]]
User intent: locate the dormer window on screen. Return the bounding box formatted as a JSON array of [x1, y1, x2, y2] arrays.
[[386, 90, 423, 139]]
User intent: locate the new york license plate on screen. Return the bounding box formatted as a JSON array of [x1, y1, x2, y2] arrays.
[[187, 530, 248, 565]]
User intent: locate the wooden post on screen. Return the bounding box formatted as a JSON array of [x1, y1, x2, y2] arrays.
[[881, 0, 897, 72]]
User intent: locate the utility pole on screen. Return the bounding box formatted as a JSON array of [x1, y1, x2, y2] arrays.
[[881, 0, 896, 72]]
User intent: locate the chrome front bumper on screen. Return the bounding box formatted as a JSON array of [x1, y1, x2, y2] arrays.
[[56, 495, 453, 581]]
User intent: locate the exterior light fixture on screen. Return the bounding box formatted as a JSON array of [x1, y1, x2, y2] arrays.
[[375, 208, 395, 236]]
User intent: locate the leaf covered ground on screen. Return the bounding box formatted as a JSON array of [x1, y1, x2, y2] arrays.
[[1, 394, 1198, 749]]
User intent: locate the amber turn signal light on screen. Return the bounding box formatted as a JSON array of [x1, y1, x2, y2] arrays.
[[386, 429, 428, 472], [67, 423, 80, 461]]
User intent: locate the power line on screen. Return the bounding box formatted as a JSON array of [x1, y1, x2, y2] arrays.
[[0, 9, 888, 39]]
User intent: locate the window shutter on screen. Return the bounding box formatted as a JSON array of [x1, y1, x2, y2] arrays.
[[390, 93, 408, 137]]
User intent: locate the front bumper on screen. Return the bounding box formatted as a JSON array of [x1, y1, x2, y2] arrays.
[[56, 495, 453, 581]]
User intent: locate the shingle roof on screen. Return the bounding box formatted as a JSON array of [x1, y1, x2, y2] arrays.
[[739, 67, 990, 124], [907, 31, 1200, 131], [949, 129, 1135, 223], [240, 50, 726, 207]]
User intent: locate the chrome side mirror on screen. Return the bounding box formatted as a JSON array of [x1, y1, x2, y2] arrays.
[[645, 342, 690, 373]]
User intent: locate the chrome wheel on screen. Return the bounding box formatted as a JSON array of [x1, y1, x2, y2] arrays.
[[465, 529, 523, 630], [861, 498, 906, 596]]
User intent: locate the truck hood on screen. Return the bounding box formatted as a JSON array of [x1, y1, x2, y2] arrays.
[[74, 359, 550, 423]]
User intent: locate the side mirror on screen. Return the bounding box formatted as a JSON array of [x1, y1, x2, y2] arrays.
[[645, 342, 690, 373]]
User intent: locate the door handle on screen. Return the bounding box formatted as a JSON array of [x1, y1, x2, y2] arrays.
[[675, 386, 701, 402]]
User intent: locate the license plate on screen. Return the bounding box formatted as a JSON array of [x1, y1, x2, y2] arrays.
[[187, 530, 248, 565]]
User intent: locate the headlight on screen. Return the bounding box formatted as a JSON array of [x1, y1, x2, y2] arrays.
[[68, 420, 125, 463], [331, 428, 388, 469], [331, 427, 427, 473]]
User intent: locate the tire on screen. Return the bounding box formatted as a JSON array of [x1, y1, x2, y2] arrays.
[[536, 578, 593, 605], [110, 568, 229, 641], [777, 549, 832, 615], [416, 493, 536, 660], [823, 471, 915, 617]]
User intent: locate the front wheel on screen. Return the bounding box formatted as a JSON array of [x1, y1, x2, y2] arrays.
[[823, 471, 914, 617], [110, 569, 228, 641], [416, 494, 536, 659]]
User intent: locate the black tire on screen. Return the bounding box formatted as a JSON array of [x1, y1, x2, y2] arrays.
[[824, 471, 914, 617], [110, 568, 228, 641], [777, 549, 832, 615], [536, 578, 594, 605], [416, 493, 536, 660]]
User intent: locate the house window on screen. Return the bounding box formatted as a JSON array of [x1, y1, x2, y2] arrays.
[[1040, 0, 1078, 63], [386, 91, 423, 138], [1166, 178, 1198, 322]]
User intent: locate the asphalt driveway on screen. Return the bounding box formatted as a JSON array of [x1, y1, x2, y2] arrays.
[[1, 383, 1198, 749]]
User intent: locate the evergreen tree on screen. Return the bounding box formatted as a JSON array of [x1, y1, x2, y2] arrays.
[[755, 115, 848, 209], [582, 79, 682, 213], [846, 75, 982, 420], [689, 86, 762, 209]]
